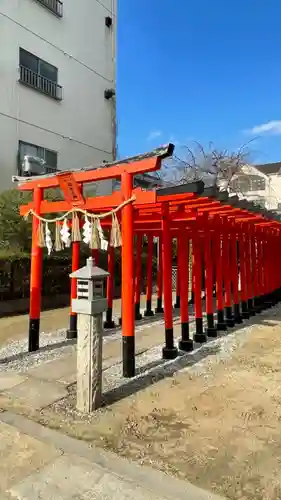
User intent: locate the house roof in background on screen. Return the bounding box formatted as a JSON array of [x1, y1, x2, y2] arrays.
[[254, 162, 281, 175]]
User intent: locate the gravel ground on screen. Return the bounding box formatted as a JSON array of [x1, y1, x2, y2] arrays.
[[46, 308, 267, 424], [0, 304, 270, 394], [0, 308, 174, 373]]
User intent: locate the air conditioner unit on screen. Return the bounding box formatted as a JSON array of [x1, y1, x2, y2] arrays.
[[22, 155, 46, 176]]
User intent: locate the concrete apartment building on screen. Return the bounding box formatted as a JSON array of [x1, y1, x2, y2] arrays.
[[0, 0, 116, 192]]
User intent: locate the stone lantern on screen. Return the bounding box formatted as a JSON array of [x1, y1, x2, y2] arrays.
[[70, 257, 109, 412]]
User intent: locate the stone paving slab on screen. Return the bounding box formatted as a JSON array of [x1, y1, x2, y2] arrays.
[[0, 373, 27, 392], [1, 412, 225, 500], [4, 378, 67, 410], [27, 354, 76, 383], [0, 421, 61, 493], [8, 455, 104, 500], [83, 472, 165, 500]]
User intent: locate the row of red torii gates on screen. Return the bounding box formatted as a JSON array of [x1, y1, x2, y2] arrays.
[[17, 144, 281, 378]]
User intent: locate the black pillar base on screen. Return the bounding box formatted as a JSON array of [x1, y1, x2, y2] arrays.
[[271, 294, 276, 306], [233, 304, 243, 323], [205, 313, 217, 337], [241, 301, 250, 319], [162, 345, 178, 359], [253, 297, 262, 314], [155, 297, 164, 314], [123, 336, 135, 378], [194, 318, 207, 343], [103, 308, 116, 329], [262, 294, 272, 308], [264, 301, 273, 309], [257, 296, 266, 311], [28, 318, 40, 352], [276, 288, 281, 303], [225, 306, 235, 328], [103, 320, 116, 329], [206, 328, 217, 338], [174, 296, 180, 309], [162, 328, 178, 359], [178, 338, 194, 351], [216, 309, 227, 331], [144, 299, 154, 317], [255, 297, 263, 314], [188, 292, 194, 305], [277, 287, 281, 302], [163, 327, 178, 359], [67, 314, 77, 339], [206, 330, 218, 338], [179, 322, 194, 351], [134, 303, 143, 321], [247, 298, 256, 316]]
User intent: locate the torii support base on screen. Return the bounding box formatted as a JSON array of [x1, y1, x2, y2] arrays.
[[174, 296, 180, 309], [67, 314, 78, 339], [216, 309, 227, 331], [178, 323, 194, 352], [247, 298, 256, 316], [28, 319, 40, 352], [162, 329, 178, 359], [233, 304, 243, 323], [205, 313, 217, 338], [253, 297, 262, 313], [144, 299, 154, 317], [155, 297, 164, 314], [225, 306, 235, 328], [122, 336, 135, 378], [135, 303, 143, 321], [104, 308, 116, 329], [241, 301, 250, 319], [194, 318, 207, 343]]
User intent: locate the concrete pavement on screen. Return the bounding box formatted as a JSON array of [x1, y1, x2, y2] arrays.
[[0, 411, 224, 500]]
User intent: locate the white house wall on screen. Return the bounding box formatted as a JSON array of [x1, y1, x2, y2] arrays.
[[267, 175, 281, 209], [231, 165, 281, 210], [0, 0, 116, 192]]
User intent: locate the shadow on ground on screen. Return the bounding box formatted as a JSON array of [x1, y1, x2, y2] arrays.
[[101, 304, 276, 407]]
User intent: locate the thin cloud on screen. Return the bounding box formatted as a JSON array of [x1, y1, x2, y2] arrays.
[[147, 130, 162, 141], [248, 120, 281, 135]]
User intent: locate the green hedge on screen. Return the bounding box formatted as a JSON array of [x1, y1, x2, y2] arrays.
[[0, 244, 160, 302], [0, 253, 72, 301]]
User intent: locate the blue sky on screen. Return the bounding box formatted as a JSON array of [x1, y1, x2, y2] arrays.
[[117, 0, 281, 164]]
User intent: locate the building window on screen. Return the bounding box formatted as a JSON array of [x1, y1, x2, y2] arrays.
[[34, 0, 63, 17], [250, 176, 266, 191], [18, 141, 58, 176], [231, 174, 265, 193], [19, 49, 62, 100], [253, 199, 265, 209]]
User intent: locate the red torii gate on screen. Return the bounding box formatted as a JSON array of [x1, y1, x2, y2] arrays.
[[17, 144, 281, 378]]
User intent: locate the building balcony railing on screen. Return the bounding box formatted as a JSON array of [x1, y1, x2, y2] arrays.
[[44, 165, 58, 174], [19, 66, 63, 101], [35, 0, 63, 17]]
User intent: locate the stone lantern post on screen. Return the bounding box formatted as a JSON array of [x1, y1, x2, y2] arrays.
[[70, 257, 109, 412]]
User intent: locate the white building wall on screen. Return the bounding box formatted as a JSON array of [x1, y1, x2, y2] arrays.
[[231, 165, 281, 211], [0, 0, 116, 192], [267, 175, 281, 210]]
